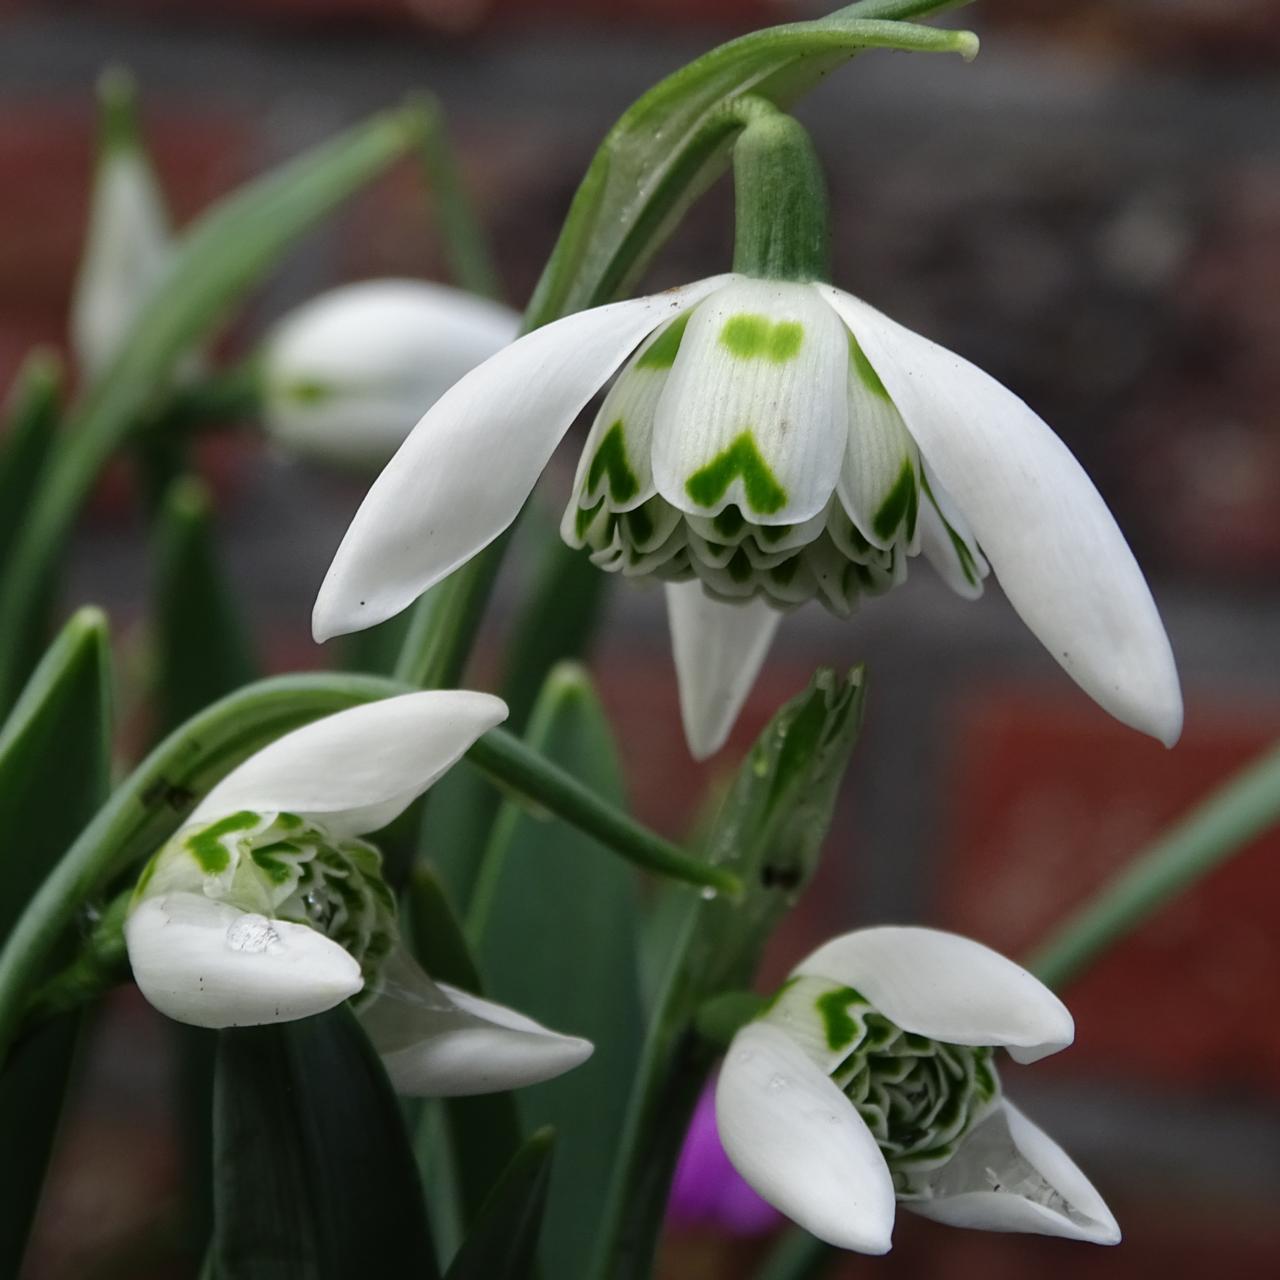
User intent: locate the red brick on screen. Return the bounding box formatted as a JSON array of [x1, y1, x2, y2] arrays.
[[936, 686, 1280, 1093]]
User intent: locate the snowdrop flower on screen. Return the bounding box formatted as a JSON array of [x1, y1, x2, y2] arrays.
[[314, 107, 1180, 760], [715, 927, 1120, 1253], [262, 279, 520, 470], [71, 69, 174, 382], [312, 273, 1181, 757], [125, 691, 591, 1094]]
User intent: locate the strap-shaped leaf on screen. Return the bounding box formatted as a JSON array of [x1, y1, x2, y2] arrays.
[[0, 608, 112, 943], [0, 105, 427, 710], [0, 351, 60, 567], [526, 0, 975, 327], [213, 1005, 438, 1280], [444, 1128, 555, 1280], [151, 476, 258, 737], [0, 608, 111, 1275], [470, 664, 643, 1279]]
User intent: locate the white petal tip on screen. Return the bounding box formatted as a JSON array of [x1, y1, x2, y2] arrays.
[[380, 1027, 593, 1097], [126, 894, 363, 1029]]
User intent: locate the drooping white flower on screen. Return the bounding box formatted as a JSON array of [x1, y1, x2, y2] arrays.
[[262, 279, 520, 469], [70, 70, 174, 383], [125, 691, 592, 1094], [312, 272, 1182, 759], [715, 926, 1120, 1253]]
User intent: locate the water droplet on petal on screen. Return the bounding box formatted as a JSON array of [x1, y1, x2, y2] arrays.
[[226, 913, 283, 955], [700, 885, 718, 901], [768, 1073, 789, 1091]]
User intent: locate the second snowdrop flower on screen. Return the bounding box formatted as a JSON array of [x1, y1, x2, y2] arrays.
[[125, 691, 592, 1095]]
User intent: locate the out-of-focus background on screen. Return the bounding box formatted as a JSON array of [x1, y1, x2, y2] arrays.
[[4, 0, 1280, 1276]]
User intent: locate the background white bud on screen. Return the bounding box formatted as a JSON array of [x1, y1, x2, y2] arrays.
[[70, 68, 174, 382], [262, 278, 520, 470]]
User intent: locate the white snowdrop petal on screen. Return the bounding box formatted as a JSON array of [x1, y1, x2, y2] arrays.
[[907, 1100, 1121, 1245], [839, 333, 921, 551], [666, 580, 780, 760], [716, 1022, 897, 1254], [125, 892, 363, 1029], [819, 284, 1182, 747], [359, 954, 593, 1096], [190, 691, 507, 838], [653, 279, 847, 525], [313, 276, 732, 641], [795, 927, 1074, 1062], [263, 279, 520, 469]]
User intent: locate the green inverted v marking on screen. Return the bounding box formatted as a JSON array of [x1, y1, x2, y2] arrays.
[[586, 421, 640, 504], [685, 431, 787, 516]]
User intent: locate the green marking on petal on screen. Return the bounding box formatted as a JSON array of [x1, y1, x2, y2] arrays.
[[624, 505, 653, 545], [816, 984, 867, 1051], [872, 458, 918, 543], [727, 547, 753, 583], [636, 310, 692, 369], [685, 431, 788, 515], [849, 332, 889, 400], [183, 810, 261, 875], [770, 556, 799, 586], [586, 420, 640, 504], [713, 505, 745, 538], [758, 522, 791, 545], [719, 313, 805, 363], [575, 498, 604, 541]]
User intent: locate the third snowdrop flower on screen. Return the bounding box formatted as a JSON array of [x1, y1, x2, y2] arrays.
[[125, 691, 591, 1095], [262, 279, 520, 470], [313, 110, 1181, 759], [715, 927, 1120, 1253]]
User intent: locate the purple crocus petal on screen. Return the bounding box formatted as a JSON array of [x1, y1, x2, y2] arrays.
[[668, 1079, 781, 1235]]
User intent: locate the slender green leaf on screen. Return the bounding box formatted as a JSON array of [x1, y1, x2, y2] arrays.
[[0, 608, 112, 943], [0, 106, 427, 710], [415, 94, 503, 302], [407, 866, 527, 1240], [470, 664, 643, 1279], [526, 0, 975, 328], [213, 1005, 438, 1280], [151, 476, 258, 737], [0, 607, 111, 1276], [0, 1013, 83, 1276], [1029, 737, 1280, 988], [588, 668, 866, 1280], [444, 1128, 555, 1280], [0, 349, 61, 567]]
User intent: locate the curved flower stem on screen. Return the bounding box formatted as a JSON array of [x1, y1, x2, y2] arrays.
[[464, 731, 742, 899], [1027, 738, 1280, 989]]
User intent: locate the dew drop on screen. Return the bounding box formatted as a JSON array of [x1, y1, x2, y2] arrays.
[[226, 913, 283, 955], [767, 1073, 789, 1092], [700, 885, 718, 901]]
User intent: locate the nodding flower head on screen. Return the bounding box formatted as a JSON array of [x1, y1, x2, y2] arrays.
[[715, 927, 1121, 1254]]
